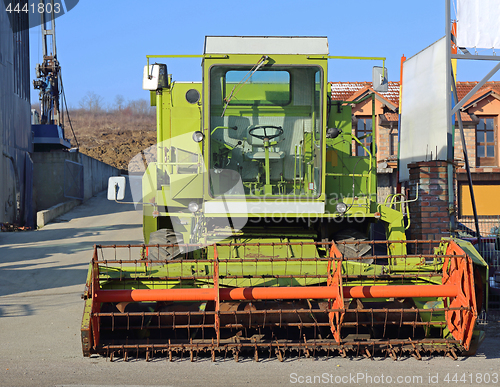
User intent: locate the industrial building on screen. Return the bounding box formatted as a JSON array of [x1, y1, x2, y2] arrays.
[[0, 7, 33, 228]]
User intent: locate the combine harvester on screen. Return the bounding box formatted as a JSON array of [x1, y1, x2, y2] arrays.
[[81, 37, 488, 360]]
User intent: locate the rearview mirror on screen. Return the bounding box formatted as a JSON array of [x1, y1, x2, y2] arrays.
[[143, 63, 168, 90], [107, 176, 126, 201], [372, 66, 388, 93]]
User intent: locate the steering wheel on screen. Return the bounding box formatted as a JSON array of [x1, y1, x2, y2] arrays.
[[248, 125, 283, 141]]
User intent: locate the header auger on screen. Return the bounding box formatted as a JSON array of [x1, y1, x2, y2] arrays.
[[82, 36, 488, 360]]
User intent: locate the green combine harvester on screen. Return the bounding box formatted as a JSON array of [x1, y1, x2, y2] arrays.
[[81, 36, 487, 360]]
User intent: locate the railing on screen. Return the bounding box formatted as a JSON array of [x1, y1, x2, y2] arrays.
[[456, 216, 500, 308]]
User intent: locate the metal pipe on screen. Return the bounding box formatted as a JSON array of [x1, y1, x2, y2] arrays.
[[95, 239, 437, 249], [94, 284, 458, 303], [451, 72, 481, 243], [156, 90, 163, 168], [95, 288, 217, 303], [372, 93, 376, 157], [294, 144, 298, 194], [343, 284, 457, 299], [325, 55, 385, 61], [446, 0, 456, 237]]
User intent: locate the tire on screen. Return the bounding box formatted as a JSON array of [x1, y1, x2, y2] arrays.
[[148, 229, 184, 260], [333, 229, 374, 264]]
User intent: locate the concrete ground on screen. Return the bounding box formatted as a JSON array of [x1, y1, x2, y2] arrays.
[[0, 191, 499, 387]]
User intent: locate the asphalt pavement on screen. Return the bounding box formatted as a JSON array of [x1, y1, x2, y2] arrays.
[[0, 191, 499, 387]]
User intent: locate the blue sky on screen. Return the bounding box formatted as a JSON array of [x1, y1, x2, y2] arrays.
[[28, 0, 500, 108]]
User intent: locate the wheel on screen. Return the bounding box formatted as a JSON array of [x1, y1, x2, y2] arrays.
[[248, 125, 283, 141], [148, 229, 184, 260], [333, 229, 374, 264]]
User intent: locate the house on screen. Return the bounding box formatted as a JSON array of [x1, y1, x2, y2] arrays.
[[331, 81, 500, 235], [331, 81, 400, 203], [454, 82, 500, 234]]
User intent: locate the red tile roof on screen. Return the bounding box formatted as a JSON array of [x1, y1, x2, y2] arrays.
[[330, 81, 400, 107], [456, 82, 500, 104], [383, 113, 399, 121], [458, 85, 500, 109], [331, 81, 500, 113], [460, 112, 473, 122]]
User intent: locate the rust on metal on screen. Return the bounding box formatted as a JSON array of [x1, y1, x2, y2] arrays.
[[82, 239, 480, 360]]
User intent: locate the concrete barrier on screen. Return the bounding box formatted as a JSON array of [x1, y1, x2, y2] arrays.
[[33, 151, 120, 227], [36, 199, 80, 228]]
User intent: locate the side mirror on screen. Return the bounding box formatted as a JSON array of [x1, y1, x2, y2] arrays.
[[372, 66, 388, 93], [142, 63, 168, 90], [107, 176, 126, 201]]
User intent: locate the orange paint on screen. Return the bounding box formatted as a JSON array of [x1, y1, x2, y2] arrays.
[[94, 284, 458, 303], [343, 284, 457, 299]]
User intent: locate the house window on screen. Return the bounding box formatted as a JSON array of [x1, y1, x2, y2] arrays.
[[390, 127, 398, 156], [355, 117, 372, 156], [476, 117, 496, 167]]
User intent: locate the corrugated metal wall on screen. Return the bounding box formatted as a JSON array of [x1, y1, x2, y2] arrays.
[[0, 5, 33, 227]]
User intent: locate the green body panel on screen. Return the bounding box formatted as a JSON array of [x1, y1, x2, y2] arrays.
[[142, 51, 418, 259], [142, 162, 157, 244], [450, 238, 488, 268], [170, 89, 202, 135], [170, 173, 203, 199], [80, 297, 92, 356]]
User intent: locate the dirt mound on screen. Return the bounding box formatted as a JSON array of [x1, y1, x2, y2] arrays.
[[78, 130, 156, 171], [65, 109, 157, 171]]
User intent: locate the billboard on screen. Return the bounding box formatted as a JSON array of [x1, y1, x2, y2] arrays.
[[457, 0, 500, 49], [399, 37, 450, 181]]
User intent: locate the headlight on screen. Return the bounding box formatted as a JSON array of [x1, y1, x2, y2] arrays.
[[326, 127, 342, 139], [188, 201, 200, 213], [192, 131, 204, 143], [336, 202, 347, 214]]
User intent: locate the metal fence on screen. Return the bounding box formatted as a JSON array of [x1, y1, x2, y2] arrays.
[[456, 216, 500, 309]]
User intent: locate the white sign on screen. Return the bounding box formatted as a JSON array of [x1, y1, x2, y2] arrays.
[[457, 0, 500, 49], [400, 37, 449, 181]]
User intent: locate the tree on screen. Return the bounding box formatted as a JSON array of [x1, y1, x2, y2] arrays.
[[79, 91, 104, 112], [126, 99, 154, 116], [114, 94, 125, 111]]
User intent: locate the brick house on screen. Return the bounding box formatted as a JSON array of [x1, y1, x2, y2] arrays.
[[331, 81, 500, 234], [331, 81, 400, 203], [454, 82, 500, 231]]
